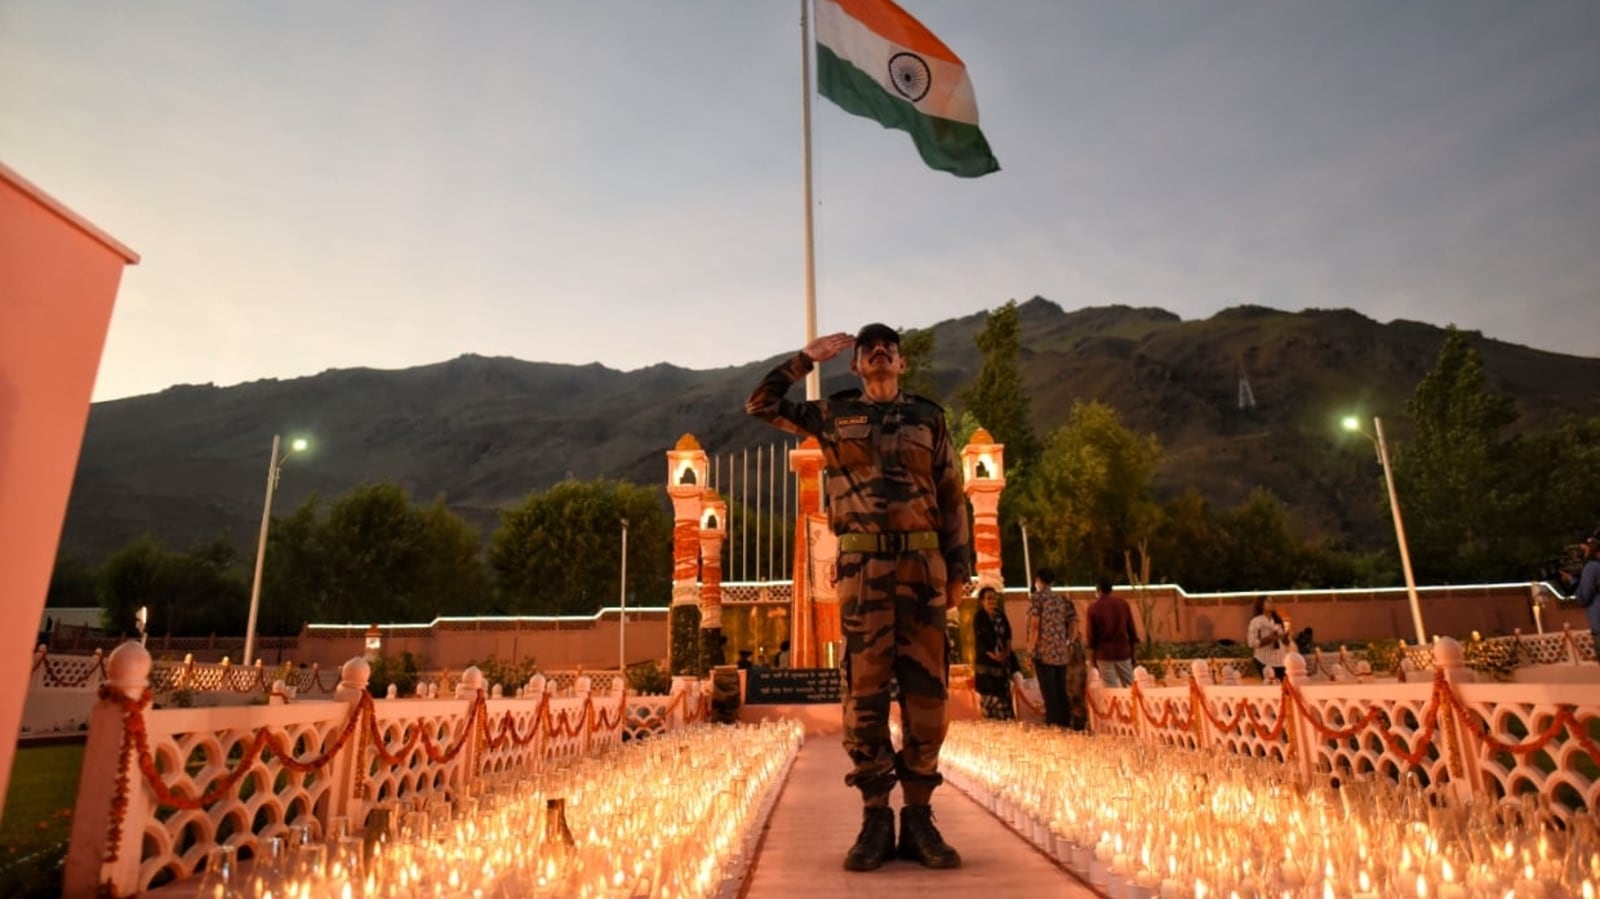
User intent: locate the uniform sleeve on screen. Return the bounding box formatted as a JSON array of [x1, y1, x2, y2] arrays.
[[1579, 561, 1600, 606], [745, 352, 823, 437], [932, 414, 971, 586]]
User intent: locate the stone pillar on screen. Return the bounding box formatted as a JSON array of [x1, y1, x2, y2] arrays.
[[961, 428, 1007, 594], [788, 439, 830, 667], [698, 491, 728, 673], [666, 435, 709, 674], [63, 641, 150, 897]]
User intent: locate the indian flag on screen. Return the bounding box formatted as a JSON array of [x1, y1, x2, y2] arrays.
[[815, 0, 1000, 178]]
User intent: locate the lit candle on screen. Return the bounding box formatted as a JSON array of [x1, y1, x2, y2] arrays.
[[1437, 859, 1468, 899]]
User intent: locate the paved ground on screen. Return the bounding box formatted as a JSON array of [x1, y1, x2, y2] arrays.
[[740, 737, 1102, 898]]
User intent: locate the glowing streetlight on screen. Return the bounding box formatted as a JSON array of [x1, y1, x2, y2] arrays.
[[1342, 415, 1426, 644], [243, 434, 309, 666]]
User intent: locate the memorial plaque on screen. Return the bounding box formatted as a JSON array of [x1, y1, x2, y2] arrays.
[[744, 667, 843, 705]]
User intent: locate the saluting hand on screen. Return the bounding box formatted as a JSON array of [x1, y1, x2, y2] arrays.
[[803, 332, 856, 364]]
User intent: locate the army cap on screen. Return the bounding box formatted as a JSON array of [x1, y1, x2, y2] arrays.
[[855, 323, 900, 348]]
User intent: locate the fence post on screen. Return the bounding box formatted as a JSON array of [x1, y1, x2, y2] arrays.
[[1431, 638, 1484, 804], [574, 676, 593, 755], [528, 675, 549, 767], [668, 677, 688, 731], [1282, 653, 1317, 788], [1085, 668, 1106, 733], [1189, 660, 1214, 751], [1562, 623, 1580, 666], [456, 666, 486, 790], [330, 657, 372, 832], [63, 641, 151, 898]]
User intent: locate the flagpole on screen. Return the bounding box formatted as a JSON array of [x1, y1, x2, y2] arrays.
[[800, 0, 820, 401]]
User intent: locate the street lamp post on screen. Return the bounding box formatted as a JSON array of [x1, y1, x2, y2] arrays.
[[243, 434, 307, 666], [1343, 415, 1426, 645], [1018, 519, 1034, 588], [619, 517, 629, 674]]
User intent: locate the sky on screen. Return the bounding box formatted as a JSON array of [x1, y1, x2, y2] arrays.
[[3, 1, 1598, 402]]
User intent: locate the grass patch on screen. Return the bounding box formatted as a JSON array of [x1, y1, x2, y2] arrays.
[[1, 743, 83, 898], [2, 744, 83, 845]]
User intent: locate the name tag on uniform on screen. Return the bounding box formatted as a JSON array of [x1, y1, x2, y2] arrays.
[[835, 415, 869, 427]]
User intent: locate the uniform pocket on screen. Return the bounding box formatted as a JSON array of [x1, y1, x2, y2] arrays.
[[833, 421, 874, 469]]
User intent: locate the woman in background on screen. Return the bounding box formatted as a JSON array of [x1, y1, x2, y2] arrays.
[[1247, 595, 1288, 681], [972, 587, 1017, 719]]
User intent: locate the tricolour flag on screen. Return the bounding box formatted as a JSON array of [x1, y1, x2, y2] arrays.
[[815, 0, 1000, 178]]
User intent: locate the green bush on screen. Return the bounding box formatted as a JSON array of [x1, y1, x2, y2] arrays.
[[468, 656, 541, 693], [669, 605, 701, 676], [368, 652, 421, 698], [626, 660, 673, 695], [1361, 639, 1406, 675]]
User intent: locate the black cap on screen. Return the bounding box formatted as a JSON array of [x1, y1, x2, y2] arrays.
[[855, 323, 900, 348]]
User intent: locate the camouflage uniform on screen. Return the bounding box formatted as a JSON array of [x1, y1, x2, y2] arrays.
[[747, 352, 970, 808]]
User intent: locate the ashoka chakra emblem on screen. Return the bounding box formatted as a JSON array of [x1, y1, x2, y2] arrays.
[[888, 52, 931, 102]]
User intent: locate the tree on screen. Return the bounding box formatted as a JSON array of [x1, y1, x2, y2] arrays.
[[316, 484, 490, 624], [1019, 401, 1162, 582], [261, 485, 491, 630], [260, 498, 331, 637], [1147, 489, 1227, 592], [898, 326, 939, 401], [46, 556, 98, 608], [98, 535, 248, 637], [961, 300, 1039, 472], [98, 535, 168, 636], [1392, 328, 1519, 580], [491, 479, 671, 616], [1214, 487, 1309, 590]]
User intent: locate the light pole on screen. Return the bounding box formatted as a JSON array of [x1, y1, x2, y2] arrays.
[[1342, 415, 1426, 644], [243, 434, 308, 666], [1018, 519, 1034, 588], [619, 517, 629, 674]]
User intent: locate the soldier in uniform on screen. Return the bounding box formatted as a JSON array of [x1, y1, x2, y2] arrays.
[[746, 323, 969, 871]]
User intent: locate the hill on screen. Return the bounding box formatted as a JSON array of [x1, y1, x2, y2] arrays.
[[59, 300, 1600, 563]]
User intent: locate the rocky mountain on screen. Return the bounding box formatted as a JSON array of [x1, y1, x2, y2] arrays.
[[59, 300, 1600, 563]]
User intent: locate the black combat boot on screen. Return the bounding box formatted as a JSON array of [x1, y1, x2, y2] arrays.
[[897, 805, 961, 868], [842, 806, 896, 871]]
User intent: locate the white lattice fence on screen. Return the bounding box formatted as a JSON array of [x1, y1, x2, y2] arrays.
[[63, 644, 704, 897], [1086, 640, 1600, 823]]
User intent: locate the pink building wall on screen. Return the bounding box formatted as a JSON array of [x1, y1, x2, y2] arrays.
[[0, 162, 137, 820], [301, 612, 672, 673]]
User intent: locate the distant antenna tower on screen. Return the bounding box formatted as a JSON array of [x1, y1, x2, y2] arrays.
[[1237, 356, 1257, 410]]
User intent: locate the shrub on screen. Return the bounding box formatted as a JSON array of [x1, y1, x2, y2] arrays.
[[368, 652, 421, 698], [626, 660, 673, 695], [467, 656, 540, 694]]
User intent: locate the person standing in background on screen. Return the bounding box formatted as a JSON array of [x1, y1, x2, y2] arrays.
[[972, 587, 1017, 720], [1025, 569, 1075, 727], [1247, 595, 1288, 681], [1086, 576, 1138, 688]]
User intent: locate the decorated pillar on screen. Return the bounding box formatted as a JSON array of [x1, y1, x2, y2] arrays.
[[698, 490, 728, 673], [961, 428, 1007, 593], [666, 435, 708, 675], [790, 438, 837, 668]]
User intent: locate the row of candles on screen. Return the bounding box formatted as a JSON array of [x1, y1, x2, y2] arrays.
[[942, 720, 1598, 899], [193, 719, 803, 898]]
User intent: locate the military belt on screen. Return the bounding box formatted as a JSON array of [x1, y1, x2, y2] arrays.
[[837, 531, 940, 554]]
